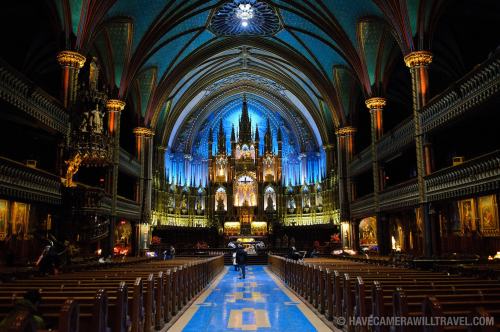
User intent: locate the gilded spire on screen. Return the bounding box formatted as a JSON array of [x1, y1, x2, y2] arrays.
[[264, 118, 272, 153], [217, 119, 226, 153], [238, 94, 252, 143]]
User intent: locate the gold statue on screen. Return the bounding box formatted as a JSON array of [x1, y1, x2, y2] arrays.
[[64, 153, 83, 187]]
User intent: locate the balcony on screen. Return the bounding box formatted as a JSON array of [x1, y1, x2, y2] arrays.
[[0, 157, 61, 205], [349, 50, 500, 176], [350, 194, 375, 219], [379, 179, 418, 211], [0, 58, 68, 134], [350, 150, 500, 218], [425, 149, 500, 202]]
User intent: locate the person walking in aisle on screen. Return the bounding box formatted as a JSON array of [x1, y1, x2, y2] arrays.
[[236, 245, 248, 279], [232, 251, 238, 271]]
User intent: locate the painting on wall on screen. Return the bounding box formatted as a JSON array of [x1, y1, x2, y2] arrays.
[[458, 199, 477, 234], [359, 217, 377, 247], [0, 200, 9, 240], [11, 202, 30, 239], [478, 195, 499, 237], [341, 223, 350, 248]]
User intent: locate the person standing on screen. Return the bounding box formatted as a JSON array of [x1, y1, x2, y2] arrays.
[[236, 245, 248, 279], [169, 245, 175, 259], [232, 251, 238, 271]]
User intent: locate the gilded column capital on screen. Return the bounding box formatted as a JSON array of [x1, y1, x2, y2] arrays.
[[106, 99, 126, 112], [133, 127, 155, 137], [365, 97, 386, 110], [404, 50, 433, 68], [56, 50, 86, 69], [335, 126, 357, 136]]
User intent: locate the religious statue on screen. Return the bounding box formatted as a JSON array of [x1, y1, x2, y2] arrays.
[[80, 111, 90, 132], [64, 153, 83, 187], [288, 197, 296, 209], [181, 195, 187, 209], [167, 196, 174, 208], [266, 195, 274, 212], [217, 196, 225, 211], [303, 194, 310, 208], [90, 104, 104, 134]]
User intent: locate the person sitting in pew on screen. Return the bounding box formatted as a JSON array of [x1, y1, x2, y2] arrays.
[[0, 290, 45, 330]]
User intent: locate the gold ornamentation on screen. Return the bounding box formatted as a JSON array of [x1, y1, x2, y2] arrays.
[[335, 126, 357, 136], [56, 50, 86, 69], [365, 97, 387, 110], [64, 153, 83, 187], [106, 99, 126, 112], [133, 127, 155, 137], [404, 50, 433, 68]]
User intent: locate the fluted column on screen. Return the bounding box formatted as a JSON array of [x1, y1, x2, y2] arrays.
[[106, 99, 125, 254], [56, 51, 86, 109], [405, 50, 434, 256], [335, 126, 356, 228]]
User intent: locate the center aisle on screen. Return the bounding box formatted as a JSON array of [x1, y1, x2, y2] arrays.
[[170, 265, 333, 331]]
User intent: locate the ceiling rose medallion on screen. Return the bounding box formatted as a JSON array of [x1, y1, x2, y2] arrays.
[[209, 0, 282, 36]]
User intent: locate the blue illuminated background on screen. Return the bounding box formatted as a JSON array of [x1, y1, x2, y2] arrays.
[[165, 97, 326, 188]]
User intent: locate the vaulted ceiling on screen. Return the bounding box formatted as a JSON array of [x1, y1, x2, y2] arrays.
[[52, 0, 447, 151]]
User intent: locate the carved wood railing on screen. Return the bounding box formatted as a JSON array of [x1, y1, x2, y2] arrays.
[[350, 150, 500, 218], [350, 194, 375, 219], [0, 58, 68, 134], [350, 50, 500, 176], [422, 51, 500, 133], [0, 157, 61, 204], [379, 179, 418, 211], [425, 149, 500, 202]]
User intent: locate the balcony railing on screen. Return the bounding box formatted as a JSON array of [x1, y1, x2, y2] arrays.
[[349, 50, 500, 176], [425, 150, 500, 202], [0, 157, 61, 205], [350, 194, 375, 218], [350, 150, 500, 218], [379, 179, 418, 211], [0, 58, 68, 134], [422, 51, 500, 133]]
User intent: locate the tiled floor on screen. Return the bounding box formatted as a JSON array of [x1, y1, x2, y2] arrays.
[[170, 266, 332, 331]]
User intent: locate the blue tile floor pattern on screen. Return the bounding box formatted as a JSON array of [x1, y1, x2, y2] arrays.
[[177, 266, 332, 332]]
